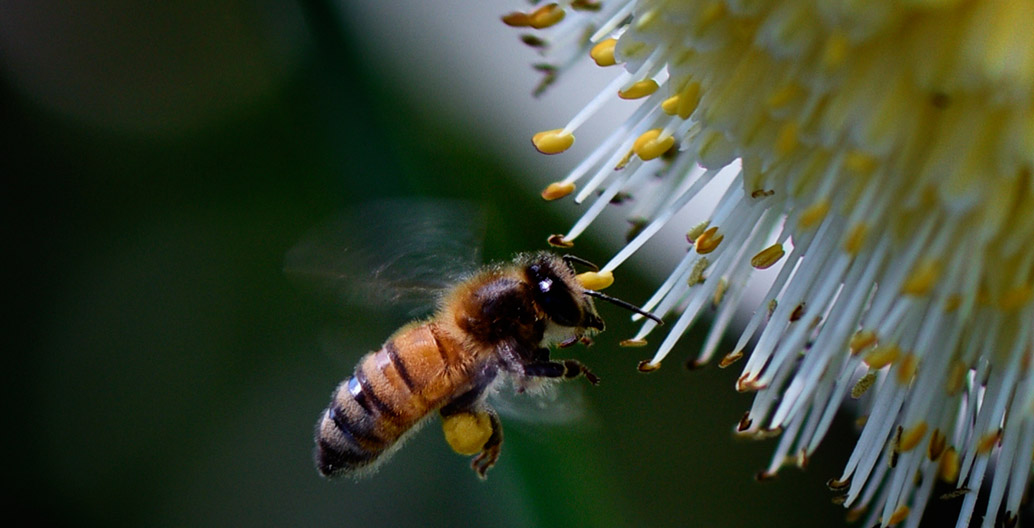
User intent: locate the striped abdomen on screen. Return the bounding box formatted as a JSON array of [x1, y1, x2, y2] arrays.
[[315, 322, 475, 477]]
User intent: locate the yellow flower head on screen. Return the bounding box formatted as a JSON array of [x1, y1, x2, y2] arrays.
[[507, 1, 1034, 527]]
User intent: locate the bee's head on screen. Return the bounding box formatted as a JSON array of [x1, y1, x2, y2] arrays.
[[523, 252, 662, 332], [524, 254, 604, 331]]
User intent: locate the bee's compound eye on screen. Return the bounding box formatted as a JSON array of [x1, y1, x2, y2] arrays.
[[528, 263, 580, 327], [537, 278, 553, 293]]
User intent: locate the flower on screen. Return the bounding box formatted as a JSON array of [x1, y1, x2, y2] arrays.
[[505, 1, 1033, 527]]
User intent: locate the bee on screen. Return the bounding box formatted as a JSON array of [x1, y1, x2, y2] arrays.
[[312, 251, 661, 479]]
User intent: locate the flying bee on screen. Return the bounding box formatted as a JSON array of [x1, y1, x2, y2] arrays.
[[288, 201, 661, 479]]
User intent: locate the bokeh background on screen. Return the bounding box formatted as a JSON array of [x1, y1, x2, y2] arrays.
[[6, 1, 876, 526]]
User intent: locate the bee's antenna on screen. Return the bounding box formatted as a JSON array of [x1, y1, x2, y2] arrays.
[[584, 290, 663, 325], [561, 254, 599, 272]]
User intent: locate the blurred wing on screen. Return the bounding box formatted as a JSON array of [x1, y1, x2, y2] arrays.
[[489, 378, 596, 427], [284, 198, 486, 316]]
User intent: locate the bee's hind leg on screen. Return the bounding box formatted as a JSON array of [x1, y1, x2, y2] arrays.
[[469, 409, 502, 479], [440, 382, 504, 480]]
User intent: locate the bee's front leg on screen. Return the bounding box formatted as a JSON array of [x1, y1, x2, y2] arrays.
[[523, 358, 600, 385]]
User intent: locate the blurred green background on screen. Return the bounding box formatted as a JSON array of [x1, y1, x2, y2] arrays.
[[4, 1, 861, 527]]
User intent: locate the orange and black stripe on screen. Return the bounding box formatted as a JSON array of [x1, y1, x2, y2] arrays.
[[315, 323, 472, 477]]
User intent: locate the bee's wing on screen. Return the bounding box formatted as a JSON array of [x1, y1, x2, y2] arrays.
[[488, 377, 598, 427], [284, 198, 486, 317]]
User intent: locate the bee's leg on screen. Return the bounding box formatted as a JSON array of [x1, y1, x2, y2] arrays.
[[523, 359, 600, 385], [439, 370, 504, 479], [531, 347, 551, 362], [470, 407, 502, 479], [557, 335, 580, 348], [440, 398, 503, 480]]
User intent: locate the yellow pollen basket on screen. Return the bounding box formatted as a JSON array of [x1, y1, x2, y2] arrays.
[[442, 412, 492, 456]]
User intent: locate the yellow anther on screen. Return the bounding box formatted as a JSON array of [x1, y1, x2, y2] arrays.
[[541, 181, 576, 201], [765, 83, 801, 109], [945, 359, 967, 395], [901, 258, 941, 296], [637, 360, 661, 372], [697, 0, 726, 29], [938, 447, 959, 483], [751, 243, 785, 269], [843, 223, 869, 255], [888, 505, 910, 526], [845, 508, 866, 524], [589, 38, 618, 67], [695, 226, 724, 254], [576, 270, 614, 290], [547, 234, 574, 248], [571, 0, 602, 11], [863, 344, 900, 369], [675, 82, 701, 119], [798, 199, 830, 229], [634, 8, 658, 30], [899, 421, 928, 453], [618, 79, 660, 99], [501, 11, 531, 27], [686, 221, 709, 243], [822, 31, 849, 69], [944, 294, 962, 312], [687, 257, 709, 285], [844, 150, 880, 174], [442, 412, 492, 456], [896, 353, 918, 385], [789, 303, 805, 322], [529, 3, 566, 29], [850, 329, 878, 354], [775, 120, 800, 155], [713, 277, 728, 306], [851, 372, 877, 399], [999, 283, 1033, 311], [661, 95, 680, 116], [619, 338, 648, 347], [719, 349, 744, 368], [502, 4, 563, 29], [976, 430, 1000, 454], [633, 129, 675, 160], [928, 429, 946, 461], [532, 129, 575, 154]]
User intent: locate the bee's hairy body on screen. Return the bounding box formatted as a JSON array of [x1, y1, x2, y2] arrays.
[[315, 253, 605, 479]]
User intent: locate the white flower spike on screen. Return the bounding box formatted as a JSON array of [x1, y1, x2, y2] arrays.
[[507, 1, 1034, 527]]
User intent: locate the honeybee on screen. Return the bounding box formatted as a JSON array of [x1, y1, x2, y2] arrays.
[[288, 201, 660, 479]]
